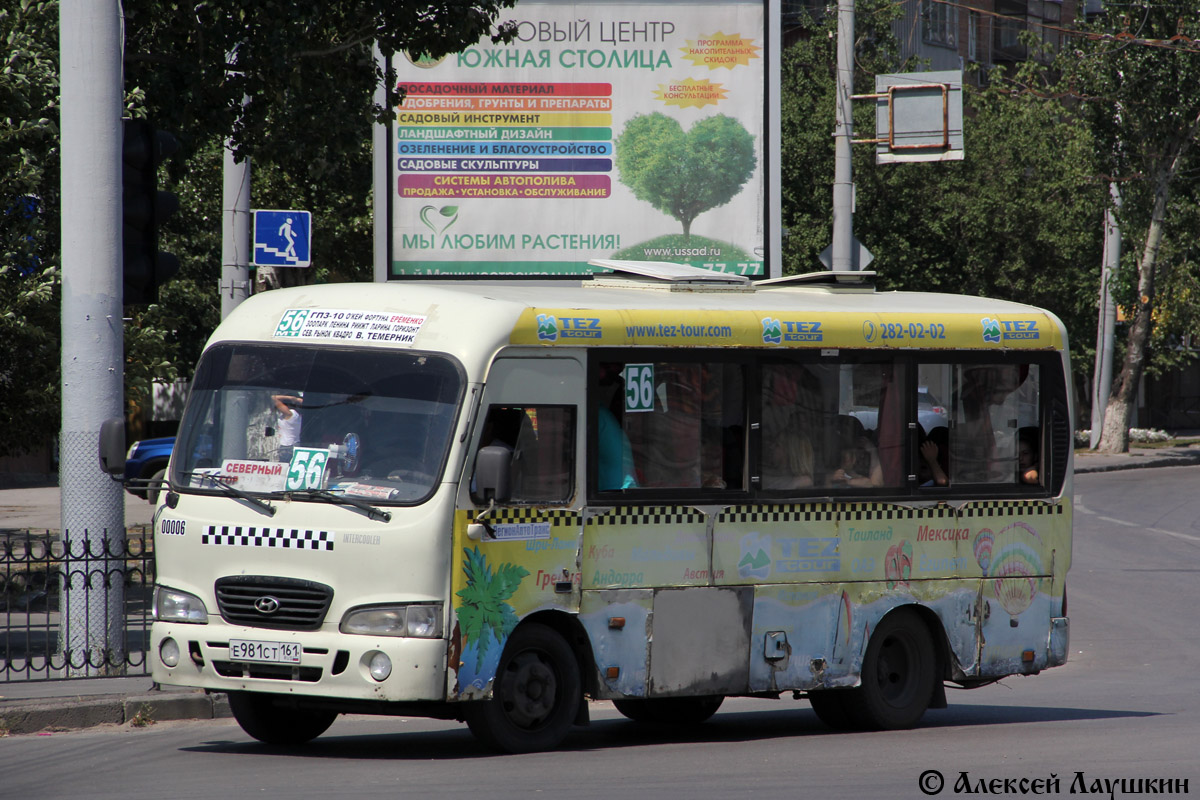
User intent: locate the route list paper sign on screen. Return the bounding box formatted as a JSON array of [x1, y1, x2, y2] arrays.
[[389, 0, 766, 278], [273, 309, 428, 345]]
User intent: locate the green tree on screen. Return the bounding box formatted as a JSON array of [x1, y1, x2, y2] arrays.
[[1060, 3, 1200, 452], [860, 69, 1103, 358], [780, 5, 1103, 376], [118, 0, 521, 391], [0, 1, 521, 454], [0, 0, 61, 455], [122, 1, 519, 166], [615, 112, 756, 242]]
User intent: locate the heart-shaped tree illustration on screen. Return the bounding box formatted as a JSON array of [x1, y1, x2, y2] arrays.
[[615, 113, 756, 243], [420, 204, 459, 235]]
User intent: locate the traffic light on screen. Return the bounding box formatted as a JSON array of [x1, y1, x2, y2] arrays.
[[122, 119, 180, 305]]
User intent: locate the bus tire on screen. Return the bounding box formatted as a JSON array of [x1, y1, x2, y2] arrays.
[[466, 623, 582, 753], [612, 695, 723, 725], [227, 692, 337, 745], [806, 690, 856, 730], [146, 468, 167, 505], [842, 608, 937, 730]]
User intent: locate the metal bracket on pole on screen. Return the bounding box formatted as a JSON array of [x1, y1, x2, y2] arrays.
[[852, 83, 951, 152]]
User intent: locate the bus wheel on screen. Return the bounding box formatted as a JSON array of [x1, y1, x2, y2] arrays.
[[806, 690, 855, 730], [612, 695, 723, 725], [466, 624, 582, 753], [843, 609, 937, 730], [228, 692, 337, 745], [146, 468, 166, 505]]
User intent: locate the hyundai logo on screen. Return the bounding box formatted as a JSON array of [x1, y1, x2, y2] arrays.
[[254, 595, 281, 615]]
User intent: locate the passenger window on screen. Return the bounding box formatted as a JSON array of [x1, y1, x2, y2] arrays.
[[761, 364, 827, 490], [472, 405, 575, 504], [923, 363, 1041, 486], [759, 360, 905, 492], [595, 360, 745, 492], [832, 362, 907, 490]]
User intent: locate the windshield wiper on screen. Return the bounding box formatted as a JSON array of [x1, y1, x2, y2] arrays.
[[182, 472, 277, 516], [289, 489, 392, 523]]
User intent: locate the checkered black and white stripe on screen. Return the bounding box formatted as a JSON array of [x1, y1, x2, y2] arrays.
[[719, 505, 838, 524], [202, 525, 335, 551], [959, 502, 1064, 518], [466, 508, 581, 525], [591, 506, 707, 526]]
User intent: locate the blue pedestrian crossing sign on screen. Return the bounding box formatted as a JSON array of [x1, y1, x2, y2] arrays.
[[253, 209, 311, 268]]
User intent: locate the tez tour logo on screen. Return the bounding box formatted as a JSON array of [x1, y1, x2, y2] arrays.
[[761, 318, 782, 345], [536, 314, 559, 341], [981, 317, 1002, 344]]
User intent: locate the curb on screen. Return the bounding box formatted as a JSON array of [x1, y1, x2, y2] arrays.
[[1074, 453, 1200, 474], [1, 691, 230, 736]]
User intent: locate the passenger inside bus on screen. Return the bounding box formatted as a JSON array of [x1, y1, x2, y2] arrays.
[[918, 426, 950, 487], [271, 393, 303, 461], [761, 408, 814, 490], [1018, 427, 1040, 485], [953, 365, 1025, 483], [828, 416, 884, 488], [596, 363, 639, 491]]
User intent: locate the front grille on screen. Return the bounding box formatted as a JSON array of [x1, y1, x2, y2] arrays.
[[214, 575, 333, 631], [213, 660, 323, 682]]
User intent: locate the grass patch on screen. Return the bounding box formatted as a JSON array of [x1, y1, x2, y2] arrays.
[[129, 703, 156, 728]]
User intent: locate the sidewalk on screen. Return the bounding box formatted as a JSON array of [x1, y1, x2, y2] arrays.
[[3, 443, 1200, 736], [0, 677, 231, 735], [1071, 441, 1200, 473]]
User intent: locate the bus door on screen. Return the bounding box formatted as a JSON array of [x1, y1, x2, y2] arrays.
[[580, 356, 753, 701], [449, 354, 584, 699]]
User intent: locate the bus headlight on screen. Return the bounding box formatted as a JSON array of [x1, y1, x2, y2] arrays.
[[367, 651, 392, 681], [339, 604, 443, 638], [154, 586, 209, 623], [160, 637, 181, 667]]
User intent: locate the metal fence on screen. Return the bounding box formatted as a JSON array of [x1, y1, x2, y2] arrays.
[[1, 527, 154, 682]]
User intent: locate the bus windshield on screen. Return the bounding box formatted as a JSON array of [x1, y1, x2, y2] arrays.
[[171, 343, 463, 504]]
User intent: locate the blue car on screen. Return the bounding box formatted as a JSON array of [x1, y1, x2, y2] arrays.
[[124, 436, 174, 503]]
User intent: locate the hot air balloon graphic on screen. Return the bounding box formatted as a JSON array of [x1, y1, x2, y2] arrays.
[[999, 520, 1043, 544], [990, 540, 1044, 620], [831, 589, 853, 663], [973, 529, 994, 573], [885, 540, 913, 591]]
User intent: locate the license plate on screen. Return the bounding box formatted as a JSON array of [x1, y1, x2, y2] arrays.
[[228, 639, 301, 664]]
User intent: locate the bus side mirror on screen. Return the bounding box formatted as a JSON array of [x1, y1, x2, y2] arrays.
[[98, 417, 126, 476], [474, 445, 513, 503]]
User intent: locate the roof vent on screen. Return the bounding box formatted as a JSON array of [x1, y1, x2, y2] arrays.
[[755, 270, 876, 288], [588, 259, 750, 285]]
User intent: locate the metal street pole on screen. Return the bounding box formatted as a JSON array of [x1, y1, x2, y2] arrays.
[[831, 0, 855, 271], [59, 0, 126, 676]]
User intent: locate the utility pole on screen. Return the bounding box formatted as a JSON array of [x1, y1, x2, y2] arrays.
[[221, 147, 251, 319], [373, 44, 390, 283], [221, 50, 251, 320], [59, 0, 126, 676], [831, 0, 856, 271], [1091, 183, 1121, 448]]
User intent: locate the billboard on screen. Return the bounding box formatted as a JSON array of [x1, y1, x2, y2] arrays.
[[387, 0, 768, 278]]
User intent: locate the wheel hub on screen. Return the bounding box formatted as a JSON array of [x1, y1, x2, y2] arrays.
[[503, 652, 557, 728]]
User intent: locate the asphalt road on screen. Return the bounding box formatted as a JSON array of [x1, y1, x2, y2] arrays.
[[1, 467, 1197, 799]]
